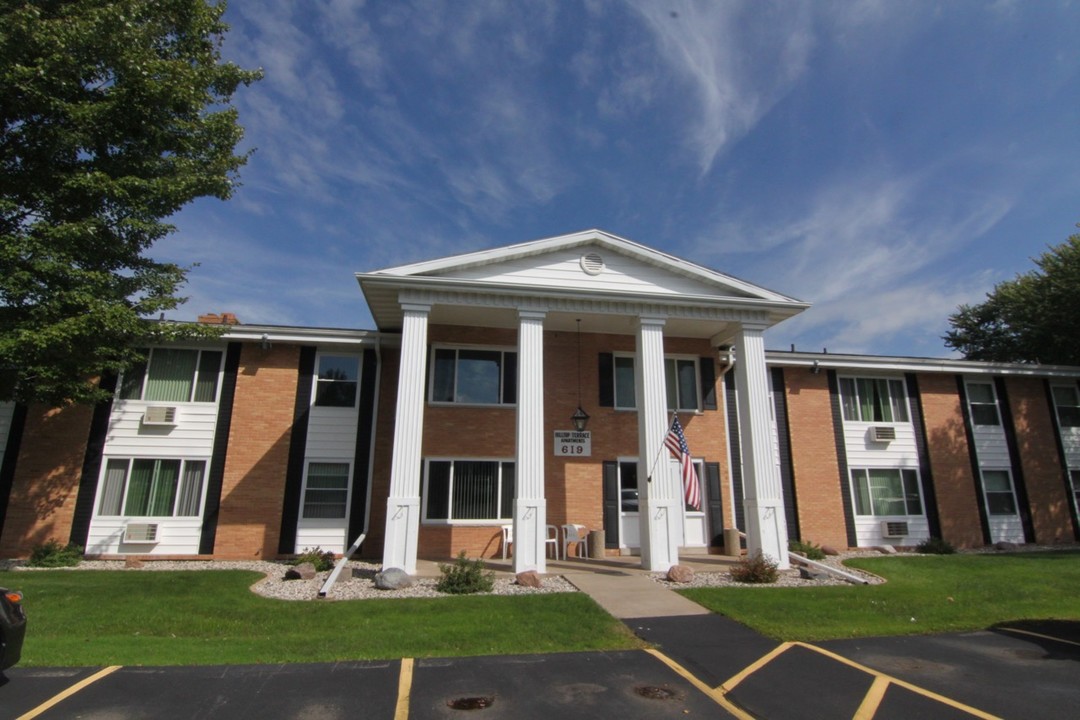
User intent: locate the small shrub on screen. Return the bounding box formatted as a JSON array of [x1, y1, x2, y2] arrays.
[[788, 539, 826, 561], [292, 547, 336, 572], [916, 537, 956, 555], [729, 551, 779, 584], [27, 540, 84, 568], [436, 551, 494, 595]]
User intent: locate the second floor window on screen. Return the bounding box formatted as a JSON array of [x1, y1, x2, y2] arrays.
[[314, 355, 359, 407], [839, 377, 909, 423], [1052, 385, 1080, 428], [430, 348, 517, 405], [966, 382, 1001, 426], [119, 348, 222, 403]]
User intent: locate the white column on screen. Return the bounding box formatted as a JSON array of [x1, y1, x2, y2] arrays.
[[635, 315, 679, 571], [382, 303, 430, 575], [514, 310, 547, 573], [734, 322, 790, 569]]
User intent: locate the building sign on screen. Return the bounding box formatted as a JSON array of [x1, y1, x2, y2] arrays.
[[554, 430, 591, 457]]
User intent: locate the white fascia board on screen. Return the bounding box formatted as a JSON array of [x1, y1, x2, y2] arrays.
[[766, 350, 1080, 378], [359, 229, 804, 305], [222, 324, 377, 347]]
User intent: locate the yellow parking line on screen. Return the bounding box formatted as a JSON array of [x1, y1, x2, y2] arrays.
[[793, 643, 1002, 720], [999, 626, 1080, 648], [853, 675, 890, 720], [718, 642, 794, 694], [395, 657, 414, 720], [645, 648, 755, 720], [16, 665, 122, 720]]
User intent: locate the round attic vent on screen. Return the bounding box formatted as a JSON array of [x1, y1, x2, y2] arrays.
[[580, 251, 605, 276]]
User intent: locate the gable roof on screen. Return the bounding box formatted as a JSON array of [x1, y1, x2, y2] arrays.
[[357, 229, 809, 333]]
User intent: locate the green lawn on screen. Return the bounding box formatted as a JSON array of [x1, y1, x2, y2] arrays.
[[5, 570, 642, 666], [680, 550, 1080, 641]]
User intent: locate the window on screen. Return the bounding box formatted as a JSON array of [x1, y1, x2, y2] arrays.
[[608, 355, 701, 411], [97, 458, 205, 517], [850, 468, 922, 516], [981, 469, 1018, 516], [302, 462, 350, 519], [119, 348, 223, 403], [665, 358, 700, 411], [966, 382, 1001, 426], [314, 355, 359, 407], [1070, 470, 1080, 518], [839, 377, 909, 423], [1052, 385, 1080, 428], [619, 461, 638, 511], [430, 348, 517, 405], [424, 460, 515, 522]]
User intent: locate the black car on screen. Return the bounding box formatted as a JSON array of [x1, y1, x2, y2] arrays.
[[0, 587, 26, 671]]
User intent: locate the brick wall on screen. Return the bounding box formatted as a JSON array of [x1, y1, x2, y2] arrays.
[[212, 344, 301, 559], [0, 403, 93, 556], [1006, 377, 1076, 543], [918, 374, 984, 548], [782, 369, 849, 550]]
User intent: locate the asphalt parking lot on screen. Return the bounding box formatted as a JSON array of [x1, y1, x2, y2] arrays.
[[3, 619, 1077, 719]]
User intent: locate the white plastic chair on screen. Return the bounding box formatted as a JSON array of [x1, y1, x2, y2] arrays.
[[561, 524, 589, 559], [545, 524, 560, 559], [501, 524, 513, 559]]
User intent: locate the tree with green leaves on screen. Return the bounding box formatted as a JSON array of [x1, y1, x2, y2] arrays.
[[944, 228, 1080, 366], [0, 0, 261, 405]]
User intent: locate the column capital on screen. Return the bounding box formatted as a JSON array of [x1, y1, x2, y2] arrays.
[[400, 302, 432, 315], [637, 314, 667, 328], [518, 309, 547, 322], [736, 320, 770, 335]]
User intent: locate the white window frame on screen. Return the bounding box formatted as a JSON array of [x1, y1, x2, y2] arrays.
[[980, 468, 1019, 517], [428, 345, 517, 407], [312, 353, 361, 409], [965, 381, 1002, 427], [299, 459, 353, 520], [95, 457, 209, 519], [849, 467, 924, 518], [118, 347, 224, 404], [838, 376, 910, 424], [610, 354, 703, 412], [421, 457, 515, 525]]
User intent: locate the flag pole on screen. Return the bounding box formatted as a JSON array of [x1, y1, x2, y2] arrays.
[[646, 412, 677, 482]]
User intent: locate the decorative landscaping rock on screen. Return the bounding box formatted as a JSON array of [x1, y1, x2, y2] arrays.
[[284, 562, 317, 580], [820, 545, 841, 556], [666, 565, 695, 583], [375, 567, 414, 590], [124, 557, 145, 569], [799, 566, 829, 581], [515, 571, 542, 588]]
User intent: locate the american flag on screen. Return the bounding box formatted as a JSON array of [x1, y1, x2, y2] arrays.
[[664, 415, 700, 510]]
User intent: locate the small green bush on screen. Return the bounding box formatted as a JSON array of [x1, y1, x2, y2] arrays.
[[27, 540, 84, 568], [437, 551, 495, 594], [916, 537, 956, 555], [729, 551, 780, 584], [788, 539, 826, 561], [291, 547, 335, 572]]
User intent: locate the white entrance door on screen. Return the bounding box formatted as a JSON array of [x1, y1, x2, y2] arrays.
[[617, 459, 709, 552]]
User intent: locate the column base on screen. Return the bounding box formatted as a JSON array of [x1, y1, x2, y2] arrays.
[[639, 497, 680, 572], [512, 498, 547, 574], [744, 498, 790, 569], [383, 495, 420, 575]]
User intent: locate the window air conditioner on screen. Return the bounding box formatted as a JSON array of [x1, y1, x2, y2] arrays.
[[870, 426, 896, 443], [142, 406, 178, 426], [881, 521, 909, 539], [123, 523, 159, 544]]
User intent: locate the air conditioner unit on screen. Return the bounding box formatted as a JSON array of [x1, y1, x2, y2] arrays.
[[123, 523, 159, 544], [881, 521, 909, 538], [142, 406, 177, 426], [870, 426, 896, 442]]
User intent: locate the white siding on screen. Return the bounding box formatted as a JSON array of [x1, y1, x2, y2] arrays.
[[855, 517, 931, 547], [442, 247, 749, 299], [988, 515, 1025, 544], [971, 426, 1011, 467], [105, 400, 218, 458], [85, 517, 204, 556], [843, 423, 920, 468], [294, 352, 363, 554], [0, 402, 14, 471], [1060, 427, 1080, 468]]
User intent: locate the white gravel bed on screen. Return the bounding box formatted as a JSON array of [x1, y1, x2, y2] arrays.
[[652, 551, 887, 589], [3, 558, 579, 601]]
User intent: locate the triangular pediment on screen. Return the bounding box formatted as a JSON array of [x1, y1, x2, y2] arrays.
[[368, 229, 796, 303]]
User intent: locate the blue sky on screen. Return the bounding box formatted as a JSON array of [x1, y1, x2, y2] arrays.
[[160, 0, 1080, 358]]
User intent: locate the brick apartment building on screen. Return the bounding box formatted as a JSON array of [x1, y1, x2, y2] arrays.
[[1, 230, 1078, 574]]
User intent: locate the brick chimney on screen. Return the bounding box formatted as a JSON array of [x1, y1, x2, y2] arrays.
[[198, 312, 240, 325]]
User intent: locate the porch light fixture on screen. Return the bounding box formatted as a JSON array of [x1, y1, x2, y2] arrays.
[[571, 319, 590, 432]]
